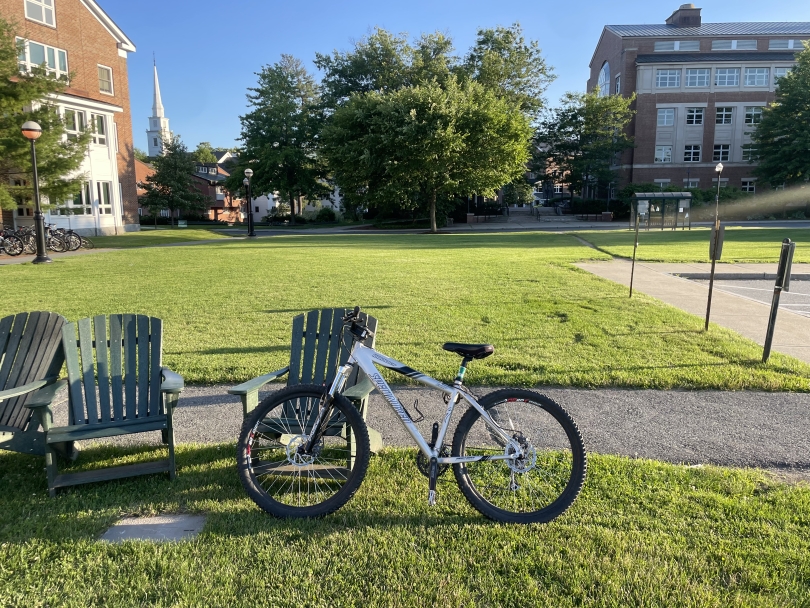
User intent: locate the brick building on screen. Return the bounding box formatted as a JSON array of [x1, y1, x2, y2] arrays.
[[588, 4, 810, 193], [0, 0, 139, 234]]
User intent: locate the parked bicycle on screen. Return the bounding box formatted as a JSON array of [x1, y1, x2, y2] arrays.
[[237, 307, 587, 524], [1, 226, 24, 256]]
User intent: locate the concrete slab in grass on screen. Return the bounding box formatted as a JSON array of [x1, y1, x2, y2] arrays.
[[100, 514, 206, 543]]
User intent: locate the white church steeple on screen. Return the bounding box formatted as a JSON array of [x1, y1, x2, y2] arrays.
[[146, 60, 171, 156]]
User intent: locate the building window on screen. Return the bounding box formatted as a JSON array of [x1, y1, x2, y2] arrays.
[[686, 107, 704, 125], [712, 178, 729, 188], [63, 108, 85, 140], [744, 106, 763, 125], [654, 146, 673, 163], [56, 183, 92, 216], [684, 179, 700, 188], [25, 0, 55, 26], [715, 68, 740, 86], [713, 144, 730, 161], [597, 62, 610, 97], [153, 137, 158, 147], [97, 181, 112, 215], [741, 179, 756, 193], [553, 184, 562, 194], [712, 39, 757, 50], [744, 68, 769, 87], [91, 114, 107, 145], [716, 107, 734, 125], [98, 65, 113, 94], [742, 145, 756, 161], [656, 69, 680, 88], [683, 145, 701, 162], [769, 39, 806, 50], [657, 108, 675, 126], [615, 74, 621, 95], [654, 40, 699, 51], [774, 67, 792, 81], [16, 38, 68, 80], [685, 69, 710, 87]]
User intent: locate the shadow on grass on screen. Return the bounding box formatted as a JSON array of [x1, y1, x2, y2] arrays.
[[263, 305, 394, 315], [197, 344, 289, 355]]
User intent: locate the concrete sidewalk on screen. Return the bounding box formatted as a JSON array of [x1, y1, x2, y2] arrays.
[[576, 260, 810, 364]]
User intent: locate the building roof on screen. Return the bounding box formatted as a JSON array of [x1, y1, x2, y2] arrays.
[[637, 51, 799, 63], [606, 22, 810, 37]]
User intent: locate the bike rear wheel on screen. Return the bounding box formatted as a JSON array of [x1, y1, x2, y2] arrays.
[[2, 235, 23, 256], [237, 384, 371, 518], [452, 389, 586, 524], [64, 232, 81, 251], [80, 236, 94, 249]]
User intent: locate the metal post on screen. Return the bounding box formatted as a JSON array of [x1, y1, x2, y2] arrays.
[[763, 239, 795, 362], [29, 139, 51, 264], [704, 166, 723, 331], [630, 211, 640, 298], [246, 179, 255, 237]]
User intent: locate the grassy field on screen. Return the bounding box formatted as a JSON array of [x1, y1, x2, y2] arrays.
[[575, 227, 810, 263], [0, 445, 808, 606], [1, 232, 808, 390], [91, 228, 229, 249]]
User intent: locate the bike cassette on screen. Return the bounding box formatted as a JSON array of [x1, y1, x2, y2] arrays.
[[416, 446, 450, 477]]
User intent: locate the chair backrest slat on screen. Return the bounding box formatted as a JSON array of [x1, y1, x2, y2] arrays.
[[312, 309, 334, 386], [324, 310, 344, 386], [344, 311, 376, 386], [62, 323, 86, 425], [77, 318, 98, 424], [3, 312, 42, 409], [123, 314, 137, 419], [299, 310, 319, 384], [0, 315, 15, 381], [109, 314, 124, 421], [93, 316, 112, 423], [0, 313, 24, 394], [288, 314, 305, 386], [136, 315, 150, 418], [149, 318, 162, 416]]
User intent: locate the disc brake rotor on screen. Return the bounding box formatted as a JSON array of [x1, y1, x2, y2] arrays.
[[285, 435, 320, 467]]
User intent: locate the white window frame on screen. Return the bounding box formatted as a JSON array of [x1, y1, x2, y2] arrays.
[[711, 40, 757, 50], [56, 182, 92, 216], [657, 108, 675, 127], [715, 68, 740, 87], [63, 108, 85, 140], [16, 38, 68, 80], [97, 64, 114, 95], [683, 145, 701, 162], [654, 40, 699, 52], [656, 69, 680, 88], [744, 68, 769, 87], [713, 144, 730, 162], [716, 107, 734, 125], [744, 106, 763, 125], [97, 181, 113, 215], [686, 107, 704, 125], [712, 178, 729, 188], [654, 146, 673, 163], [24, 0, 55, 27], [90, 113, 107, 145], [684, 178, 700, 188], [774, 67, 792, 82], [614, 74, 621, 95], [685, 69, 710, 87], [741, 179, 756, 193], [769, 39, 806, 50], [742, 146, 755, 162]]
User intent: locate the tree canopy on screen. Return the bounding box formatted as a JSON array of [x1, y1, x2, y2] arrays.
[[191, 141, 218, 164], [0, 18, 90, 211], [232, 55, 328, 223], [751, 43, 810, 187], [138, 136, 208, 224]]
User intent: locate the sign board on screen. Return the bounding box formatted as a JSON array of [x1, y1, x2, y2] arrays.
[[636, 200, 649, 215], [710, 225, 725, 260], [777, 239, 795, 292]]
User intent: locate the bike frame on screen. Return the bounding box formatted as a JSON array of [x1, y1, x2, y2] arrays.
[[322, 341, 517, 465]]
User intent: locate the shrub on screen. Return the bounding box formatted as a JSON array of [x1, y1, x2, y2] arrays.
[[316, 207, 337, 223]]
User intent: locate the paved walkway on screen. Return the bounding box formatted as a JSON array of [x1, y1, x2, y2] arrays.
[[577, 260, 810, 364]]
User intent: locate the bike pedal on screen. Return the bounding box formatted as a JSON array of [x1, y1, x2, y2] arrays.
[[428, 490, 437, 506]]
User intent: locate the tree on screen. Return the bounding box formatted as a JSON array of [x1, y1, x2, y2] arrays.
[[232, 55, 328, 225], [0, 18, 90, 212], [751, 43, 810, 187], [138, 135, 208, 225], [502, 179, 534, 206], [192, 141, 217, 164], [321, 77, 532, 232], [133, 147, 149, 162], [535, 89, 635, 201]]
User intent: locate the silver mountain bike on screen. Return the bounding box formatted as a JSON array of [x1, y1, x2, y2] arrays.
[[237, 307, 586, 524]]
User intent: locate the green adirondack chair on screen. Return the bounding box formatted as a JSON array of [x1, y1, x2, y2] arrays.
[[0, 312, 67, 457], [229, 308, 382, 452], [26, 314, 184, 496]]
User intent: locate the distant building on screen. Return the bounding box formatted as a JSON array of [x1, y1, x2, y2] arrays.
[[0, 0, 140, 234], [146, 62, 170, 156], [190, 163, 242, 222], [588, 4, 810, 192]]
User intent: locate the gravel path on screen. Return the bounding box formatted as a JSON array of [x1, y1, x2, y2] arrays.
[[53, 384, 810, 476]]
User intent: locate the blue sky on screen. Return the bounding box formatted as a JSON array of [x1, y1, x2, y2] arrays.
[[101, 0, 810, 153]]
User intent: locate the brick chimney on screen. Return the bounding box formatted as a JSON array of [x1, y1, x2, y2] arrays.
[[666, 4, 702, 27]]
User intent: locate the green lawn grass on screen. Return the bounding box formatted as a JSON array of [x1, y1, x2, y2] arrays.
[[575, 227, 810, 263], [2, 232, 808, 390], [91, 228, 229, 249], [1, 445, 808, 606]]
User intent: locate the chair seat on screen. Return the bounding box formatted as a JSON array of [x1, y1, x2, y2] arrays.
[[46, 416, 167, 444], [442, 343, 495, 359]]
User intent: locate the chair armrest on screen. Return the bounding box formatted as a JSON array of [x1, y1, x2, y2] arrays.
[[25, 379, 68, 409], [160, 368, 185, 394], [228, 366, 290, 396], [342, 373, 376, 401], [1, 377, 58, 402]]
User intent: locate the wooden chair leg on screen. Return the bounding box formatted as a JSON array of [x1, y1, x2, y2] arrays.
[[165, 394, 177, 480], [45, 446, 58, 497]]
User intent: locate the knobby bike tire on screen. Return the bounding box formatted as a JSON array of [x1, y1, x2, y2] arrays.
[[452, 389, 586, 524], [237, 384, 371, 518]]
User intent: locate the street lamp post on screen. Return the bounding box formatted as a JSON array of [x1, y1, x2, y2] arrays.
[[21, 121, 51, 264], [243, 168, 255, 237], [704, 162, 724, 330]]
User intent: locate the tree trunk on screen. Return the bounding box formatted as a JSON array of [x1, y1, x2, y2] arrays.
[[429, 190, 438, 233], [289, 193, 296, 225]]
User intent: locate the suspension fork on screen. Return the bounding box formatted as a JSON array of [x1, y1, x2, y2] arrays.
[[303, 363, 353, 453]]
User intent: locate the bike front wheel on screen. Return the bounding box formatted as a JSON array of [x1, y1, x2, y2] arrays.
[[237, 384, 371, 518], [452, 389, 586, 524]]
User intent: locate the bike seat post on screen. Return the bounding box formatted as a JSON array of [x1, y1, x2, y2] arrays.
[[454, 357, 472, 387]]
